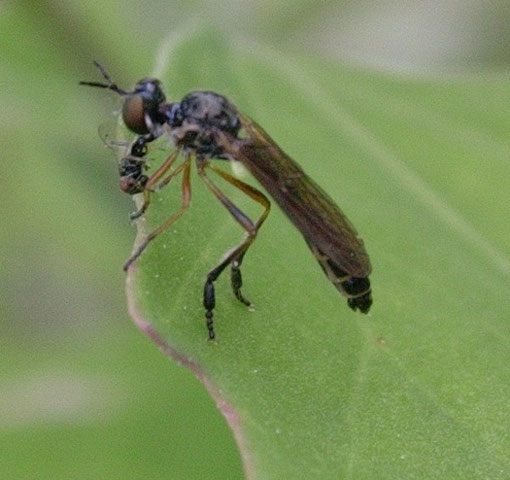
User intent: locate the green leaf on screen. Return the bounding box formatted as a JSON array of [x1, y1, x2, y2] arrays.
[[0, 8, 242, 480], [128, 31, 510, 478]]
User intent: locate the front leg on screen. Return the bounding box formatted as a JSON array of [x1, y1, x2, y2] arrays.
[[129, 149, 180, 220], [123, 158, 191, 271]]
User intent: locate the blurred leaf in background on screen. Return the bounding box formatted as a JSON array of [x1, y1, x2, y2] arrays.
[[1, 2, 243, 479], [1, 1, 509, 479]]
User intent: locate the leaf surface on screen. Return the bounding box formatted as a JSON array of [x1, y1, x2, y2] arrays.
[[129, 32, 510, 479]]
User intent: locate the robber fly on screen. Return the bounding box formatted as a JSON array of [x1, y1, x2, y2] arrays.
[[81, 62, 373, 339]]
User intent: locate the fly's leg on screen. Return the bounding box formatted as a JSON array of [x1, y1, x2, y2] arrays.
[[231, 253, 249, 306], [198, 162, 270, 340], [207, 163, 270, 307], [123, 158, 191, 271], [130, 150, 180, 220]]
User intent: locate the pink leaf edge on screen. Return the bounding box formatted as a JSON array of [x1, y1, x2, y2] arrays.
[[125, 267, 255, 479]]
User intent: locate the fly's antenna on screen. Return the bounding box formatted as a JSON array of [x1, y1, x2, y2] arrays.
[[79, 61, 130, 96]]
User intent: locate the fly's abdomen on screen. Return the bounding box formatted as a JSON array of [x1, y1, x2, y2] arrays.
[[307, 242, 372, 314], [342, 277, 372, 313]]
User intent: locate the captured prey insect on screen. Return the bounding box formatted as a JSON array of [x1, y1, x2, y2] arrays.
[[80, 62, 373, 340]]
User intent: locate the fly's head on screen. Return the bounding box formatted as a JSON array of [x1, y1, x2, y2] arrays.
[[121, 78, 167, 135], [80, 62, 168, 136]]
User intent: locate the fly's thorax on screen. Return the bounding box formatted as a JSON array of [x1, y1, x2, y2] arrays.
[[166, 91, 241, 157]]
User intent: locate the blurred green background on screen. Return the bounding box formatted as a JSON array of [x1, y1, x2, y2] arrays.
[[1, 1, 509, 479]]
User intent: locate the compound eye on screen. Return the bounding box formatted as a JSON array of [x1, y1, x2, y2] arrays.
[[122, 95, 149, 134]]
